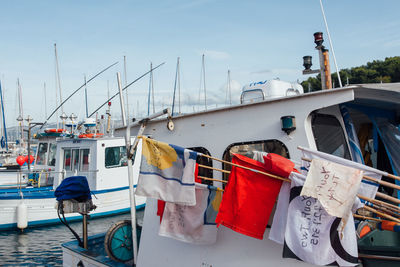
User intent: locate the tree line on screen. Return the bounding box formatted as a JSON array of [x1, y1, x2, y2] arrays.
[[301, 56, 400, 92]]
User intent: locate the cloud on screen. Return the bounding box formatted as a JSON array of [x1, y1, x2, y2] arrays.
[[196, 49, 231, 60], [250, 69, 272, 75], [383, 39, 400, 48]]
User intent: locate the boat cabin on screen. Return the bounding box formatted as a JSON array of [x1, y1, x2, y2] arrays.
[[53, 137, 135, 191], [113, 83, 400, 266]]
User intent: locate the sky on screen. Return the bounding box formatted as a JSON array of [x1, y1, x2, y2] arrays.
[[0, 0, 399, 127]]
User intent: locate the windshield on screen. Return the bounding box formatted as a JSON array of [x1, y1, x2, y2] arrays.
[[47, 143, 57, 166], [36, 142, 48, 165]]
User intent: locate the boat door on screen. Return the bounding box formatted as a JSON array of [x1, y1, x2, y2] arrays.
[[58, 140, 95, 189]]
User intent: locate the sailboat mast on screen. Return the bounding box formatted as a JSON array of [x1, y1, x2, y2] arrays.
[[172, 57, 180, 116], [0, 81, 8, 150], [17, 79, 24, 142], [43, 82, 48, 119], [151, 64, 155, 114], [178, 58, 181, 114], [84, 75, 88, 118], [227, 70, 232, 105], [198, 54, 207, 110], [54, 43, 64, 114], [124, 56, 130, 120], [147, 62, 153, 116], [202, 54, 207, 110]]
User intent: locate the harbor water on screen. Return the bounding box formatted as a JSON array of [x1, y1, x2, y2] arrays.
[[0, 210, 144, 266]]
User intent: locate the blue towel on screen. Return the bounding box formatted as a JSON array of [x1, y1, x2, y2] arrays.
[[54, 176, 91, 201]]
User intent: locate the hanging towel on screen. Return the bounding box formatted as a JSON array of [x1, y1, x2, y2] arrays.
[[301, 158, 363, 220], [299, 146, 385, 209], [283, 173, 359, 266], [215, 153, 282, 240], [136, 136, 198, 205], [269, 172, 304, 244], [263, 153, 297, 178], [157, 163, 201, 223], [159, 183, 222, 245]]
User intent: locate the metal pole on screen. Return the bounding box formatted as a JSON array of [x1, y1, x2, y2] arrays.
[[318, 48, 327, 90], [82, 214, 88, 249], [202, 54, 207, 110], [172, 57, 179, 116], [319, 0, 342, 88], [117, 73, 127, 127], [27, 123, 31, 171]]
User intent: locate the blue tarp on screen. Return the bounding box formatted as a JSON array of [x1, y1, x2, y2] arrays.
[[54, 176, 91, 201]]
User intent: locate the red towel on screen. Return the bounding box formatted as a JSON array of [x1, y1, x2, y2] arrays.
[[215, 153, 283, 239], [263, 153, 299, 177]]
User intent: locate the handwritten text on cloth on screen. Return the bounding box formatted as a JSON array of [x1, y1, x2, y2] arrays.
[[300, 158, 363, 219]]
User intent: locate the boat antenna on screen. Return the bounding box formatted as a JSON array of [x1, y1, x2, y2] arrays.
[[198, 54, 207, 110], [41, 61, 118, 129], [0, 81, 8, 150], [171, 57, 181, 116], [319, 0, 342, 88], [87, 62, 165, 118]]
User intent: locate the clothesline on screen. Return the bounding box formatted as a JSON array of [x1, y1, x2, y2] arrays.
[[196, 153, 400, 223], [198, 154, 291, 183]]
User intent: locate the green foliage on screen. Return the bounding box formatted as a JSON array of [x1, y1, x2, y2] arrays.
[[301, 56, 400, 92]]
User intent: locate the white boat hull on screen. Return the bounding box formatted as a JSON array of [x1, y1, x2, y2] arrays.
[[0, 187, 145, 230], [0, 170, 27, 187]]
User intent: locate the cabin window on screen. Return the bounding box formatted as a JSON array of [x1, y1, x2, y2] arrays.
[[311, 113, 351, 160], [47, 143, 57, 166], [72, 149, 80, 172], [80, 149, 90, 171], [63, 148, 90, 172], [105, 146, 128, 168], [222, 140, 290, 181], [188, 147, 213, 185], [36, 142, 48, 165], [63, 149, 72, 171]]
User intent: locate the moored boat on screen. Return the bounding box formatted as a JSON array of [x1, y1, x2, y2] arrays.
[[0, 135, 145, 230], [62, 81, 400, 266]]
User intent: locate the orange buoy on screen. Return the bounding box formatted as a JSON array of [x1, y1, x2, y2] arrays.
[[78, 133, 104, 138], [45, 128, 66, 134]]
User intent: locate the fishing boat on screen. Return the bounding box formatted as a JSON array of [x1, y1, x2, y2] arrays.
[[0, 132, 145, 230], [61, 79, 400, 266]]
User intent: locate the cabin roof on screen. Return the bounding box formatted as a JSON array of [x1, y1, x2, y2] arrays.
[[349, 83, 400, 112], [116, 86, 355, 132]]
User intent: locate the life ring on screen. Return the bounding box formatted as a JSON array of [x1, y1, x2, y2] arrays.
[[44, 128, 66, 134], [78, 133, 104, 138]]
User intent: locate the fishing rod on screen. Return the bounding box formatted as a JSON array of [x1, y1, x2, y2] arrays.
[[87, 62, 165, 118], [41, 61, 119, 129]]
